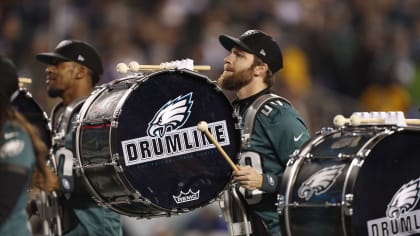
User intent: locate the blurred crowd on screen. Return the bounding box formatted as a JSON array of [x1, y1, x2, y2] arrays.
[[2, 0, 420, 132], [2, 0, 420, 235]]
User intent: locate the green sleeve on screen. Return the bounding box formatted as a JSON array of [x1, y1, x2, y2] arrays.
[[0, 122, 35, 169], [256, 105, 309, 165]]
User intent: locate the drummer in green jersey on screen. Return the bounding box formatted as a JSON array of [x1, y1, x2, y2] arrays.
[[217, 30, 310, 236], [36, 40, 122, 236]]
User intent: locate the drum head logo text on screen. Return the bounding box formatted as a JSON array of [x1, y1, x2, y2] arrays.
[[120, 93, 231, 166], [147, 92, 193, 138]]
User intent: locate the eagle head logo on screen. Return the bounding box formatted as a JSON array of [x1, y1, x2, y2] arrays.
[[298, 164, 345, 200], [386, 177, 420, 219], [147, 93, 193, 138]]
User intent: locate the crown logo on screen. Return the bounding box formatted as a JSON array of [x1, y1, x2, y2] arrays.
[[172, 189, 200, 204]]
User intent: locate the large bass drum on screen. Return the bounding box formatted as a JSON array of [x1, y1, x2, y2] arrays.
[[278, 125, 420, 236], [74, 69, 240, 217]]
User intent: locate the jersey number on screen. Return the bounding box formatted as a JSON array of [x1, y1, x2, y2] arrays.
[[239, 151, 263, 205]]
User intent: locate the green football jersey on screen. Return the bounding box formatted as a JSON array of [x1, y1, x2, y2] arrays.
[[0, 121, 35, 236], [235, 90, 309, 236]]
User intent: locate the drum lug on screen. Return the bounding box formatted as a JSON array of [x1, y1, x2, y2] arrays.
[[276, 194, 285, 215], [111, 153, 120, 163], [287, 150, 301, 166], [287, 157, 295, 166], [290, 149, 300, 158], [111, 120, 119, 128], [316, 127, 334, 135], [303, 153, 313, 160], [343, 193, 354, 216], [337, 153, 353, 159], [111, 153, 124, 172], [354, 158, 364, 167]]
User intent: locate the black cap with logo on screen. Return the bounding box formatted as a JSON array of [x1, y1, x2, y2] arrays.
[[36, 40, 103, 85], [0, 56, 18, 101], [219, 30, 283, 73]]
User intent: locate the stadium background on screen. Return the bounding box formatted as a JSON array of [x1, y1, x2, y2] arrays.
[[1, 0, 420, 235]]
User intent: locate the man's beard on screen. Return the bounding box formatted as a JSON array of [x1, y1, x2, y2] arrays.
[[217, 67, 254, 91], [47, 88, 63, 98]]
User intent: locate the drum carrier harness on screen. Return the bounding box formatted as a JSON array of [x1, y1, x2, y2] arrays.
[[220, 93, 291, 236], [37, 97, 86, 236], [51, 97, 86, 193]]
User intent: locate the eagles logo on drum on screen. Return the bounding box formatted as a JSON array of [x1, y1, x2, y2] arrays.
[[386, 177, 420, 219], [147, 92, 194, 138], [297, 164, 346, 201]]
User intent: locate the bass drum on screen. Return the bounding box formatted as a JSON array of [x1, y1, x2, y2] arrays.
[[11, 88, 52, 149], [74, 69, 240, 217], [278, 125, 420, 236]]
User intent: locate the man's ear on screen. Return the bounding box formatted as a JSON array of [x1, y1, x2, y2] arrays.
[[253, 63, 268, 76], [75, 65, 88, 80]]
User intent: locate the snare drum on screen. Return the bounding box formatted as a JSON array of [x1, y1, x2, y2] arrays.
[[74, 69, 240, 217], [278, 125, 420, 236], [11, 88, 52, 148]]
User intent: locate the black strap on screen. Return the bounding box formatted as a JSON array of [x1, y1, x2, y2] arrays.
[[241, 94, 291, 148], [51, 97, 86, 141]]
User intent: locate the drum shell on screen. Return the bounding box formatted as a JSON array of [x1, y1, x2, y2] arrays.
[[278, 126, 420, 236]]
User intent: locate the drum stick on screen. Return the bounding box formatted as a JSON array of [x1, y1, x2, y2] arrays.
[[405, 119, 420, 125], [334, 113, 420, 126], [347, 116, 420, 126], [350, 116, 385, 126], [197, 121, 238, 171], [134, 65, 211, 71]]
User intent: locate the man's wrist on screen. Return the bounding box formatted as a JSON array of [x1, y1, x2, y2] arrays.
[[260, 174, 278, 193]]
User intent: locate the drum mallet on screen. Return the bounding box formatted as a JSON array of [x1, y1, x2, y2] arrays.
[[333, 114, 351, 127], [197, 121, 238, 171], [128, 61, 211, 72]]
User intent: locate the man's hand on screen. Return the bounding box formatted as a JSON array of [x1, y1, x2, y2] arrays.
[[233, 165, 263, 191]]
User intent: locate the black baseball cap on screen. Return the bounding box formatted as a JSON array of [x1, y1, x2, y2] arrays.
[[0, 56, 18, 101], [36, 39, 103, 85], [219, 29, 283, 73]]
